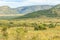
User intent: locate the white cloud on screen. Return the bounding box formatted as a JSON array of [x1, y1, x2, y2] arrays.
[[0, 0, 60, 8]]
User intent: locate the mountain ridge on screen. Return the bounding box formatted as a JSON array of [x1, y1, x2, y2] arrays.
[[0, 5, 53, 14], [17, 4, 60, 19]]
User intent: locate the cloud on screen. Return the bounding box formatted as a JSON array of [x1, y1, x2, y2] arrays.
[[0, 0, 60, 8], [0, 0, 23, 2]]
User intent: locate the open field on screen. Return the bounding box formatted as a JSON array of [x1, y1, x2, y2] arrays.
[[0, 19, 60, 40]]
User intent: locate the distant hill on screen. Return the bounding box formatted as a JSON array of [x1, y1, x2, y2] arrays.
[[51, 4, 60, 17], [17, 4, 60, 19], [0, 5, 53, 14], [14, 5, 53, 14], [0, 5, 54, 19], [0, 6, 19, 14]]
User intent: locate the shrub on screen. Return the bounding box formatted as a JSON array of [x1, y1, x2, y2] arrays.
[[34, 23, 47, 30], [7, 22, 14, 27], [2, 26, 8, 40], [48, 23, 56, 28], [38, 24, 47, 30]]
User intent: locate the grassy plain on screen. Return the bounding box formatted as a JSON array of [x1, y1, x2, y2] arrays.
[[0, 19, 60, 40]]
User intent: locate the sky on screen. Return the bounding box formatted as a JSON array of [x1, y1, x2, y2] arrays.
[[0, 0, 60, 8]]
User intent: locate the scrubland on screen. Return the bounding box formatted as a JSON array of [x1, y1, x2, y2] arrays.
[[0, 19, 60, 40]]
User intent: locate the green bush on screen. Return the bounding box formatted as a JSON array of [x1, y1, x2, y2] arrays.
[[38, 24, 47, 30], [2, 26, 8, 40], [34, 23, 47, 30], [48, 23, 56, 28]]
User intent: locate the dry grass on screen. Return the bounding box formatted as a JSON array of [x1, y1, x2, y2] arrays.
[[0, 20, 60, 40], [0, 26, 60, 40]]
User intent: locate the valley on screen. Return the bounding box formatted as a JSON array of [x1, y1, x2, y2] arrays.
[[0, 4, 60, 40]]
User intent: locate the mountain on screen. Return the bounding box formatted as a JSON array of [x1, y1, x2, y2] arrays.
[[0, 5, 54, 19], [0, 5, 53, 14], [17, 4, 60, 19], [0, 6, 19, 14], [51, 4, 60, 17], [14, 5, 53, 14]]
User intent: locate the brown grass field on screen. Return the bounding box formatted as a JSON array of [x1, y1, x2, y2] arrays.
[[0, 19, 60, 40]]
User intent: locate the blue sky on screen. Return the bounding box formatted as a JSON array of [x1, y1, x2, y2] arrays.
[[0, 0, 60, 8]]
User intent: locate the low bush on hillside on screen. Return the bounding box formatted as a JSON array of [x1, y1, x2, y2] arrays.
[[48, 23, 56, 28], [33, 23, 47, 30]]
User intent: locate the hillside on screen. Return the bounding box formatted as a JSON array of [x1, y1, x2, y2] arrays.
[[17, 4, 60, 19], [0, 5, 53, 14], [51, 4, 60, 17], [0, 5, 53, 19], [14, 5, 53, 14], [0, 6, 19, 14]]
